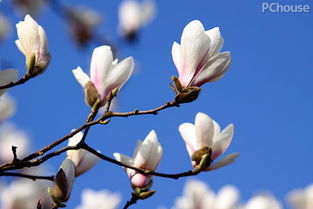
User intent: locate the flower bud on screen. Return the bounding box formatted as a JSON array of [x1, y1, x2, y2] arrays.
[[15, 15, 50, 77], [48, 158, 75, 207]]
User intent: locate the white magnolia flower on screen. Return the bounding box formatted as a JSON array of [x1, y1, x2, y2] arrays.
[[118, 0, 155, 39], [0, 94, 16, 121], [16, 14, 50, 75], [1, 180, 52, 209], [0, 123, 29, 163], [49, 158, 75, 204], [287, 184, 313, 209], [76, 189, 121, 209], [179, 112, 239, 171], [0, 14, 10, 42], [172, 20, 231, 87], [72, 45, 134, 106], [66, 6, 101, 46], [174, 179, 239, 209], [113, 130, 162, 188], [67, 131, 99, 177], [244, 193, 282, 209], [0, 69, 18, 96]]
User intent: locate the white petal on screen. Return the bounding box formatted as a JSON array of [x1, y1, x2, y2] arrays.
[[0, 94, 16, 121], [16, 15, 40, 57], [139, 0, 155, 26], [119, 0, 141, 33], [72, 67, 91, 88], [15, 40, 25, 55], [211, 124, 234, 160], [113, 153, 134, 166], [90, 45, 113, 95], [0, 69, 18, 96], [211, 120, 221, 146], [245, 194, 282, 209], [215, 185, 239, 209], [195, 112, 215, 149], [67, 131, 84, 164], [172, 41, 181, 74], [134, 130, 162, 170], [74, 151, 99, 177], [208, 153, 239, 171], [205, 27, 224, 57], [102, 56, 134, 97], [38, 25, 48, 55], [179, 20, 211, 87], [191, 52, 231, 87], [178, 122, 197, 157]]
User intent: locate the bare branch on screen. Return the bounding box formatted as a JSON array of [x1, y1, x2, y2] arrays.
[[0, 171, 54, 181]]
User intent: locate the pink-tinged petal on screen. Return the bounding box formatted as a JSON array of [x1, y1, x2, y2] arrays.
[[74, 151, 99, 177], [0, 69, 18, 96], [205, 27, 224, 57], [90, 45, 113, 96], [130, 172, 151, 188], [211, 124, 234, 160], [102, 56, 134, 98], [190, 52, 231, 87], [195, 112, 215, 149], [207, 153, 239, 171], [179, 20, 211, 87], [172, 42, 181, 74], [134, 130, 162, 171], [72, 67, 91, 88], [178, 122, 197, 157]]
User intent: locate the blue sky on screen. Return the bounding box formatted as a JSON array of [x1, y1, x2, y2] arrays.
[[1, 0, 313, 208]]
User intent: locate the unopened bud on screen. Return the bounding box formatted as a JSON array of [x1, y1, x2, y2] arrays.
[[48, 158, 75, 206], [84, 81, 100, 107]]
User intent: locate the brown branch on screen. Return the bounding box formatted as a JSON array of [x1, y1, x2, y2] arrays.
[[0, 74, 32, 90], [0, 100, 181, 172], [0, 171, 54, 181], [123, 194, 139, 209]]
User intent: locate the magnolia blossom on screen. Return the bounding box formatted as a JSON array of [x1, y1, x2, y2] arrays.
[[72, 45, 134, 106], [0, 123, 29, 163], [49, 158, 75, 205], [174, 179, 239, 209], [172, 20, 231, 87], [287, 184, 313, 209], [244, 193, 282, 209], [0, 94, 15, 122], [0, 69, 18, 97], [118, 0, 155, 39], [179, 112, 239, 171], [76, 189, 121, 209], [16, 14, 50, 75], [65, 6, 101, 46], [1, 180, 52, 209], [0, 14, 10, 42], [113, 130, 162, 188], [67, 131, 99, 177]]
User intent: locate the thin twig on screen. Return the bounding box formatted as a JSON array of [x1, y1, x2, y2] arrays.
[[0, 74, 32, 90], [0, 171, 54, 181], [123, 194, 139, 209]]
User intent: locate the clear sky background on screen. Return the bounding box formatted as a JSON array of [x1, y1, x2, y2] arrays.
[[0, 0, 313, 208]]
